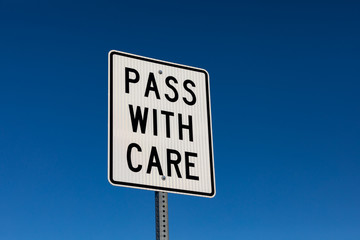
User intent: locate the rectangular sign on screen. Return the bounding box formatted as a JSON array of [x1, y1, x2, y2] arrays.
[[108, 50, 215, 197]]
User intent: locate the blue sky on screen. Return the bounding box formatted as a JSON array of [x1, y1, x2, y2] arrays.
[[0, 0, 359, 239]]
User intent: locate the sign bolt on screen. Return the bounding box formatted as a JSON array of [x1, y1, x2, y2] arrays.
[[159, 70, 163, 74], [161, 176, 166, 181]]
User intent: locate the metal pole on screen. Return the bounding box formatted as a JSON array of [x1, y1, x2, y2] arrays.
[[155, 191, 169, 240]]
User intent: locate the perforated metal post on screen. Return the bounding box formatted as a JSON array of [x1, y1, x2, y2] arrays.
[[155, 192, 169, 240]]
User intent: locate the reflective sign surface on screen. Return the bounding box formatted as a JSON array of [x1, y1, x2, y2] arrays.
[[108, 50, 215, 197]]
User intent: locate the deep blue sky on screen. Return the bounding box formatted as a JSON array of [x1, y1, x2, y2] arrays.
[[1, 0, 359, 239]]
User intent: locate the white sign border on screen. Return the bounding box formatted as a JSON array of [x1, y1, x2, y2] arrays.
[[108, 50, 216, 198]]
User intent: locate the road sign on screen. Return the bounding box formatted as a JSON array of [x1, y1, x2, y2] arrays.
[[108, 50, 215, 197]]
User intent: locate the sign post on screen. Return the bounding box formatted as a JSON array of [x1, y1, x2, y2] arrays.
[[155, 192, 169, 240], [108, 50, 216, 238]]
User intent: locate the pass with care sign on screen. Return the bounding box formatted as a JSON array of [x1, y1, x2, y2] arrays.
[[108, 50, 215, 197]]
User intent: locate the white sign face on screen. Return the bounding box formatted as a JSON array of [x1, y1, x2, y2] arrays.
[[108, 50, 215, 197]]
